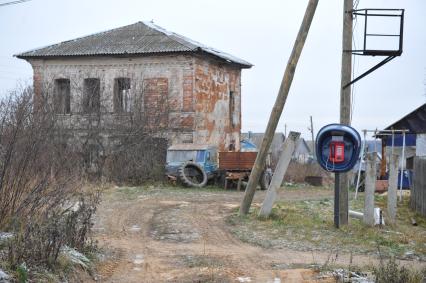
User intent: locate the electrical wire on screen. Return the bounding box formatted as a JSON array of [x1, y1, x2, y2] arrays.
[[0, 0, 32, 7]]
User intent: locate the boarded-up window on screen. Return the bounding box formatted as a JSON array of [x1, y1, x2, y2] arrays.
[[143, 78, 168, 128], [229, 91, 235, 128], [54, 79, 70, 114], [114, 78, 131, 113], [83, 78, 100, 114]]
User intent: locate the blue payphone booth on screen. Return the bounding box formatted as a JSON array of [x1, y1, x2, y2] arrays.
[[315, 124, 362, 173]]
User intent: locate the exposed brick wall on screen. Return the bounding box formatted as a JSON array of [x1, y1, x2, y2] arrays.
[[193, 57, 241, 151], [182, 72, 193, 112], [26, 54, 242, 152], [143, 77, 168, 128]]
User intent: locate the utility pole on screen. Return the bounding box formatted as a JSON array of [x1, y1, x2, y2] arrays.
[[337, 0, 353, 227], [239, 0, 319, 215], [309, 116, 315, 158]]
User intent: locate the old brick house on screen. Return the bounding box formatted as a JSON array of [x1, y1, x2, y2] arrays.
[[16, 22, 252, 156]]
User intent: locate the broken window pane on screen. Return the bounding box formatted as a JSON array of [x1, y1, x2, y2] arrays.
[[114, 78, 131, 113], [83, 78, 100, 114], [54, 79, 70, 114]]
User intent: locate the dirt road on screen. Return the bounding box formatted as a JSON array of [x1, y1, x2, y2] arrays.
[[91, 186, 375, 282]]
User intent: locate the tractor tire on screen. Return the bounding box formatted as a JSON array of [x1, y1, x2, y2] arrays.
[[178, 161, 208, 188], [259, 170, 272, 190]]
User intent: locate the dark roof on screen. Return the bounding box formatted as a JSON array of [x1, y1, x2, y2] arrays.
[[382, 103, 426, 134], [15, 21, 252, 68]]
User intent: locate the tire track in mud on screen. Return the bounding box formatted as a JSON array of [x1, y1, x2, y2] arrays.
[[92, 188, 373, 282]]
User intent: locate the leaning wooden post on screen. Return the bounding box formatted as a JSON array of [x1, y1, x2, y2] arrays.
[[364, 152, 377, 226], [239, 0, 319, 215], [387, 154, 399, 222], [259, 132, 300, 217]]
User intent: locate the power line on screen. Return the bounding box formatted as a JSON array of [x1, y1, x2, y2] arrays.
[[0, 0, 32, 7]]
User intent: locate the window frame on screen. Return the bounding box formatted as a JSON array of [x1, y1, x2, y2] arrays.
[[114, 77, 132, 113], [83, 78, 101, 114], [54, 78, 71, 114]]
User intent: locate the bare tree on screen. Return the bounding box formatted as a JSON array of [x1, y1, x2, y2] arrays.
[[0, 83, 101, 269], [40, 71, 169, 183]]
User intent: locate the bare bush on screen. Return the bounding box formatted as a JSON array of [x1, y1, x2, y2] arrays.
[[7, 190, 100, 268], [373, 256, 425, 283], [48, 73, 169, 184], [284, 161, 332, 184], [0, 86, 81, 228], [0, 85, 100, 270], [104, 135, 167, 184]]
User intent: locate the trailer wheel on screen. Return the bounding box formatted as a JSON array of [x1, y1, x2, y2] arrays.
[[178, 161, 208, 188]]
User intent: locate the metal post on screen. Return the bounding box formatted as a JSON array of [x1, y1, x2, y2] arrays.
[[391, 129, 395, 155], [399, 131, 406, 201], [355, 129, 367, 199], [335, 173, 340, 228], [310, 116, 315, 159]]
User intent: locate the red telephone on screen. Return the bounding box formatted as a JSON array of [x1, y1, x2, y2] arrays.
[[329, 141, 345, 163]]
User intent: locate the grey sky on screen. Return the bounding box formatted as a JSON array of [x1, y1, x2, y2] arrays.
[[0, 0, 425, 139]]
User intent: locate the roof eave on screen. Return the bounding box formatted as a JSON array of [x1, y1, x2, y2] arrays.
[[16, 50, 253, 69]]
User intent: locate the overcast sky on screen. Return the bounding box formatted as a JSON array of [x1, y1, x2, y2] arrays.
[[0, 0, 425, 139]]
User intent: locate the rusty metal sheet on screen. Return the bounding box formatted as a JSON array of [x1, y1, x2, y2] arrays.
[[219, 151, 257, 170]]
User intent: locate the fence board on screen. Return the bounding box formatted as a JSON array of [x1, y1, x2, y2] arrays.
[[411, 157, 426, 216]]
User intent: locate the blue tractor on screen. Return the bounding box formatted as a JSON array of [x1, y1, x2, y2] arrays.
[[165, 141, 271, 189], [166, 144, 218, 187]]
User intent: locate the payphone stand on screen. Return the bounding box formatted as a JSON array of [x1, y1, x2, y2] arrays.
[[315, 124, 362, 228], [334, 173, 341, 228]]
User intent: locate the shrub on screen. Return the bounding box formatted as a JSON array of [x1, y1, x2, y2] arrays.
[[373, 257, 425, 283], [7, 190, 100, 268], [0, 85, 100, 275]]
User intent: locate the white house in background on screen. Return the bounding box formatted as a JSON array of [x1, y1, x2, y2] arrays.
[[293, 138, 311, 163]]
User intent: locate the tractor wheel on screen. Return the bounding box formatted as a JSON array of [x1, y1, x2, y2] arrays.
[[259, 170, 272, 190], [178, 161, 208, 188]]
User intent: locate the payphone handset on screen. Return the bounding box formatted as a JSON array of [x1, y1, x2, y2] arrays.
[[329, 136, 345, 163]]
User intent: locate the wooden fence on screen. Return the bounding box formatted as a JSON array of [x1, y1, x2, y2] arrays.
[[411, 157, 426, 216]]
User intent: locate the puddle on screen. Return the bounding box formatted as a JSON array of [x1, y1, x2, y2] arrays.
[[129, 225, 141, 232], [237, 277, 251, 282], [133, 254, 144, 265]]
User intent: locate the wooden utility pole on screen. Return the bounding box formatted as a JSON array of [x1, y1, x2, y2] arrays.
[[239, 0, 319, 215], [259, 131, 300, 217], [336, 0, 353, 226]]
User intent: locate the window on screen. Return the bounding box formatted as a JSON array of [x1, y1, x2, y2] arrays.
[[83, 78, 100, 113], [114, 78, 131, 112], [229, 91, 235, 128], [54, 79, 70, 114]]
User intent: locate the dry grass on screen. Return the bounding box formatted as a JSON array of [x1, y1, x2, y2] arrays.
[[228, 188, 426, 260]]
